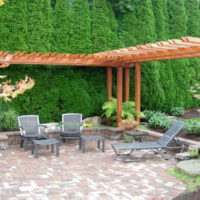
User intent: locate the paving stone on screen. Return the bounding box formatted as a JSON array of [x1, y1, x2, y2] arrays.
[[0, 140, 185, 200]]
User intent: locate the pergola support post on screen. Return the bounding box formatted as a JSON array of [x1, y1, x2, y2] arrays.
[[117, 67, 123, 127], [135, 63, 141, 123], [124, 68, 130, 101], [106, 67, 112, 100]]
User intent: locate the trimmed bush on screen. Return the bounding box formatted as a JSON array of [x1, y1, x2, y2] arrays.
[[148, 112, 177, 129], [184, 120, 200, 135], [143, 110, 163, 122], [170, 107, 185, 117]]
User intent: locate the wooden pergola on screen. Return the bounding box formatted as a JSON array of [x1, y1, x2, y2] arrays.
[[0, 36, 200, 126]]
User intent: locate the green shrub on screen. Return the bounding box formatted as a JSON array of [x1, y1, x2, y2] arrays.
[[0, 110, 18, 131], [143, 110, 163, 122], [148, 113, 177, 129], [170, 107, 185, 117], [184, 120, 200, 135]]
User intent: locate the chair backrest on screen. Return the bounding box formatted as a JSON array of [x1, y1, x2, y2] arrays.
[[18, 115, 40, 136], [156, 121, 185, 147], [62, 113, 82, 133]]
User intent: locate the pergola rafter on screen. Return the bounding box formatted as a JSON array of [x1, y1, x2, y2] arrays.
[[0, 36, 200, 126]]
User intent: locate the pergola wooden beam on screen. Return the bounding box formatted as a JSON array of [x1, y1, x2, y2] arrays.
[[0, 36, 200, 127]]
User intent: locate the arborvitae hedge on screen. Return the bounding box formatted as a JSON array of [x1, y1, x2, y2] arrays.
[[69, 0, 92, 54], [118, 1, 136, 46], [27, 0, 52, 53], [0, 1, 11, 51], [91, 0, 120, 52], [0, 0, 199, 122], [52, 0, 70, 53], [168, 0, 194, 108], [152, 0, 176, 111], [185, 0, 200, 102], [6, 0, 28, 52]]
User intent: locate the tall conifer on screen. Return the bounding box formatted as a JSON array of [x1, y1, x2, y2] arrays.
[[107, 1, 123, 49], [152, 0, 176, 110], [69, 0, 91, 54], [118, 1, 136, 47], [185, 0, 200, 93], [6, 0, 28, 52], [126, 0, 165, 110], [91, 0, 120, 53], [52, 0, 70, 53], [27, 0, 53, 53], [0, 2, 10, 51], [167, 0, 192, 107], [185, 0, 200, 37]]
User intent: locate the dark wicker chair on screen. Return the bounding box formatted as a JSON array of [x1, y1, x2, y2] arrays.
[[112, 121, 185, 162]]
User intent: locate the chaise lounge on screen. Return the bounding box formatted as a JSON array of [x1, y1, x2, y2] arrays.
[[112, 121, 185, 162]]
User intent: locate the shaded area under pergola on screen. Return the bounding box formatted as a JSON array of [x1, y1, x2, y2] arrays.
[[0, 36, 200, 126]]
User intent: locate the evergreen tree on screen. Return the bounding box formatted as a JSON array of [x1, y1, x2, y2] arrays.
[[152, 0, 176, 111], [123, 0, 165, 110], [185, 0, 200, 97], [167, 0, 192, 108], [107, 1, 123, 49], [27, 0, 53, 53], [0, 2, 10, 51], [91, 0, 121, 53], [69, 0, 91, 54], [185, 0, 200, 37], [6, 0, 28, 52], [168, 0, 187, 39], [52, 0, 70, 53], [118, 1, 136, 46]]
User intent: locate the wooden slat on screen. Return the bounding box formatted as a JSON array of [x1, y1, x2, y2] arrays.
[[181, 37, 200, 44]]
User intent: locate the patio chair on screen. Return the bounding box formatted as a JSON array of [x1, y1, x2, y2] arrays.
[[58, 113, 82, 147], [112, 121, 185, 162], [18, 115, 49, 150]]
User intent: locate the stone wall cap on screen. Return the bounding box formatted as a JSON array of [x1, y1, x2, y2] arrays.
[[0, 134, 8, 141]]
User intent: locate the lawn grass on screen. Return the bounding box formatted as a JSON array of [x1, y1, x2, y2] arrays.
[[138, 125, 150, 130], [185, 118, 200, 122], [167, 168, 200, 191]]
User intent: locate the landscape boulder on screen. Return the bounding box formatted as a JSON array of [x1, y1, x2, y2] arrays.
[[83, 116, 102, 126], [176, 159, 200, 177]]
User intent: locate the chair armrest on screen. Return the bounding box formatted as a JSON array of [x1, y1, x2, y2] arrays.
[[19, 125, 25, 130], [18, 126, 26, 135]]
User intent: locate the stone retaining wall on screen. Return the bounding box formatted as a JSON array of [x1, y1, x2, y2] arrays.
[[0, 126, 123, 147]]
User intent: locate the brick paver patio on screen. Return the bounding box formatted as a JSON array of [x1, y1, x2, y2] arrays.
[[0, 140, 186, 200]]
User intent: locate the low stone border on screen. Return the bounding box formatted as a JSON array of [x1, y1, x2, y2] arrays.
[[1, 126, 199, 149], [0, 125, 123, 147]]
